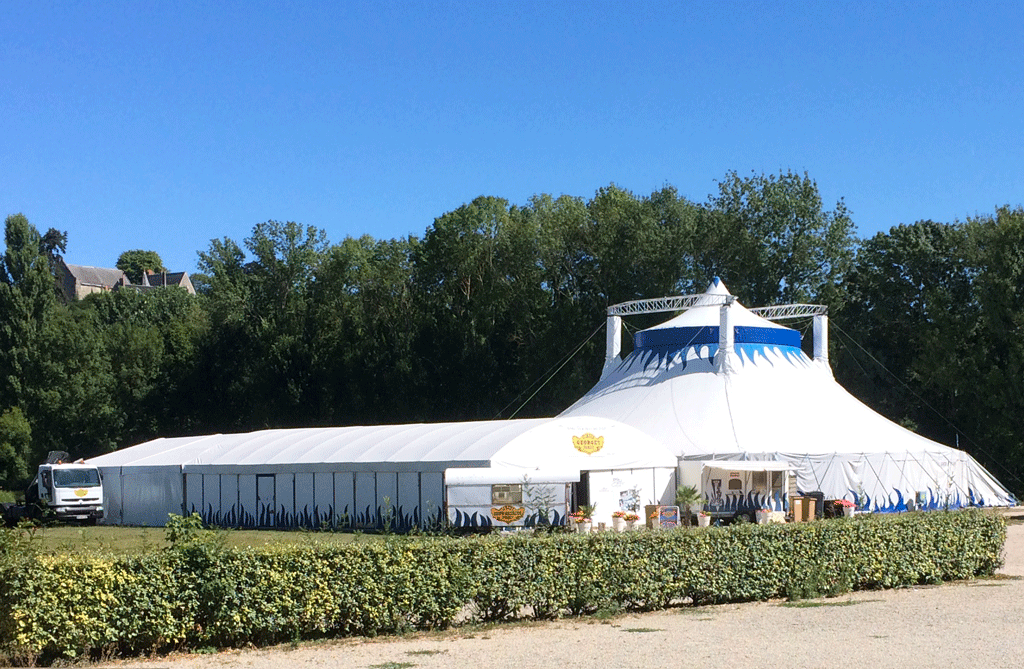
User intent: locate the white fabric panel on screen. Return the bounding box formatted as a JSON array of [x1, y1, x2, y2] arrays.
[[491, 417, 676, 471], [354, 472, 375, 522], [397, 472, 419, 517], [97, 466, 122, 525], [220, 474, 238, 523], [377, 471, 398, 511], [313, 472, 334, 518], [420, 471, 443, 522], [238, 475, 257, 525], [202, 475, 219, 516], [276, 473, 295, 517], [447, 483, 489, 507], [587, 469, 667, 527], [334, 472, 355, 523], [654, 467, 675, 505], [119, 466, 182, 526], [295, 472, 315, 518], [185, 473, 204, 515], [699, 460, 794, 472]]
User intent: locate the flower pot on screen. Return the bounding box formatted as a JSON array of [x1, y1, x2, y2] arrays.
[[612, 516, 626, 532], [697, 514, 711, 528], [578, 520, 592, 533], [842, 506, 855, 518], [625, 519, 636, 531], [756, 509, 770, 524]]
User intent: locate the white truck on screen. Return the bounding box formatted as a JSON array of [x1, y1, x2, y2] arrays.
[[2, 452, 104, 525]]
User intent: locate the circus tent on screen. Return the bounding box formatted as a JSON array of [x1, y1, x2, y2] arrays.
[[561, 279, 1015, 512]]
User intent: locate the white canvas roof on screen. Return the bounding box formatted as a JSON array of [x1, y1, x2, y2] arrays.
[[89, 415, 675, 475], [563, 279, 1015, 509]]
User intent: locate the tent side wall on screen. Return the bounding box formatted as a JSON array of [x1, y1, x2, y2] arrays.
[[182, 468, 445, 530], [98, 465, 183, 526], [587, 467, 675, 526]]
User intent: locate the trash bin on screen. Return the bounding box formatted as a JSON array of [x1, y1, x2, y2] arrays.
[[806, 491, 825, 519], [791, 496, 817, 522]]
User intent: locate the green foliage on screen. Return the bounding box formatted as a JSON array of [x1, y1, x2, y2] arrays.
[[834, 209, 1024, 496], [522, 475, 558, 526], [115, 249, 165, 284], [0, 511, 1003, 664], [164, 512, 213, 546], [0, 407, 31, 487]]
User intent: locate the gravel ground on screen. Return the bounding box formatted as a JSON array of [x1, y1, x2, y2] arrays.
[[105, 519, 1024, 669]]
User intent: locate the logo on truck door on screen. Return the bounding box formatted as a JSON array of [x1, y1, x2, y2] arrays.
[[572, 433, 604, 455]]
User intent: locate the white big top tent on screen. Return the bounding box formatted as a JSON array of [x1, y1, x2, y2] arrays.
[[561, 278, 1015, 512]]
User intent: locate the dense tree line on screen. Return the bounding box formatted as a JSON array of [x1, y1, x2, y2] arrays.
[[1, 171, 1021, 495]]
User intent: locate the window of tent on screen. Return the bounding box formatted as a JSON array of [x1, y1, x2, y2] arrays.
[[491, 484, 522, 505]]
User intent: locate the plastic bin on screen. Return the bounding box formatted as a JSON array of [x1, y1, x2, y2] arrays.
[[806, 491, 825, 519]]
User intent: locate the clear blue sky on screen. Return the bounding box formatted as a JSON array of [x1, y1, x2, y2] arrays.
[[3, 0, 1022, 274]]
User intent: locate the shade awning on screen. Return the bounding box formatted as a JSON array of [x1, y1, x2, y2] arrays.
[[699, 460, 794, 472]]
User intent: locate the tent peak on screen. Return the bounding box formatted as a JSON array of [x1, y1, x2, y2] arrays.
[[706, 277, 732, 296]]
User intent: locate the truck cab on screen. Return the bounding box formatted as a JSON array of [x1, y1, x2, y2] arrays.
[[35, 463, 104, 524]]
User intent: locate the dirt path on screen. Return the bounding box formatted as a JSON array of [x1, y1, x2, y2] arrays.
[[106, 520, 1024, 669]]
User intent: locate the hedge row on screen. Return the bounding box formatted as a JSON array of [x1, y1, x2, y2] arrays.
[[0, 510, 1005, 665]]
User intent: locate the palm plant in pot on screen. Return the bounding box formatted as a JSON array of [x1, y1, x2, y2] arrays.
[[675, 484, 702, 527]]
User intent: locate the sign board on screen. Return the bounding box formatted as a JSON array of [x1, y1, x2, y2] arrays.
[[647, 505, 679, 529], [659, 505, 680, 528]]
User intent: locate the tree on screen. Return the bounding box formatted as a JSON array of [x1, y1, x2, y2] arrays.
[[86, 287, 209, 443], [0, 407, 31, 488], [116, 249, 166, 284], [193, 221, 328, 429], [0, 214, 61, 414], [694, 170, 856, 308], [309, 234, 426, 423], [835, 220, 978, 437]]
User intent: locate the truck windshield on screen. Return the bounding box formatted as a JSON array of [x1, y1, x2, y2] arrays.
[[52, 468, 101, 488]]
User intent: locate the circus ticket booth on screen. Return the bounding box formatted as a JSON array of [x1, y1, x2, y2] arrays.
[[679, 460, 792, 522]]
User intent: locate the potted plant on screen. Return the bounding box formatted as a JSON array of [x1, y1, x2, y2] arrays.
[[675, 484, 701, 527], [624, 511, 640, 530], [571, 503, 596, 533], [835, 498, 856, 517], [611, 510, 627, 532], [696, 510, 711, 527]]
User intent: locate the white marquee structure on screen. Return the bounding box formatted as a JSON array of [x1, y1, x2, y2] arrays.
[[562, 278, 1015, 513], [89, 416, 675, 528]]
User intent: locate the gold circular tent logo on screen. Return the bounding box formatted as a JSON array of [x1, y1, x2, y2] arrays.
[[572, 433, 604, 455]]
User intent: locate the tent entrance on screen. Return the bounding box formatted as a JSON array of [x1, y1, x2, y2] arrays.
[[570, 471, 590, 512], [256, 474, 275, 527]]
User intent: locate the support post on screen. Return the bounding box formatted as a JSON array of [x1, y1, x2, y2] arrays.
[[600, 314, 622, 379], [813, 314, 829, 365], [715, 299, 736, 374]]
